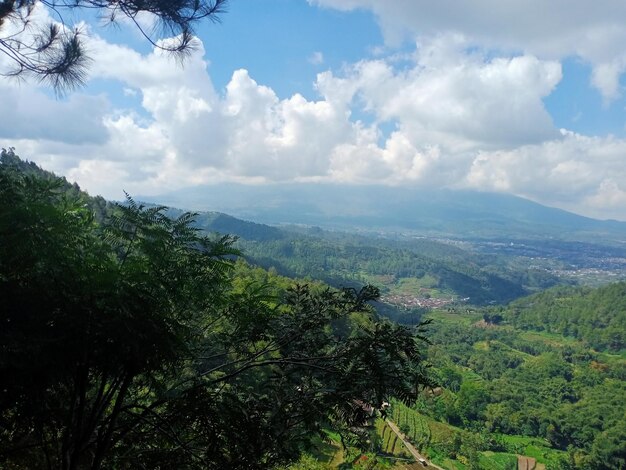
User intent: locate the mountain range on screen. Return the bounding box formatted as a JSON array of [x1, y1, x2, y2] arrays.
[[141, 183, 626, 243]]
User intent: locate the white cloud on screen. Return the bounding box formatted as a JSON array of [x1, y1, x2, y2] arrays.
[[310, 0, 626, 100], [0, 6, 110, 145], [317, 35, 562, 152], [585, 179, 626, 220], [3, 24, 626, 220], [590, 59, 626, 102], [464, 131, 626, 219], [0, 87, 110, 144]]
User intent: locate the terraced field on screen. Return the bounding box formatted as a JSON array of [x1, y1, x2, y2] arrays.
[[380, 401, 558, 470]]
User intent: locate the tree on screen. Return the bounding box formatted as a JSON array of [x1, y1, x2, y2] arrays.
[[0, 152, 432, 469], [0, 0, 227, 92], [587, 421, 626, 470], [456, 381, 489, 425], [0, 156, 235, 469]]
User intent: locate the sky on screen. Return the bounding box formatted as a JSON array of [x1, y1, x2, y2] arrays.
[[1, 0, 626, 221]]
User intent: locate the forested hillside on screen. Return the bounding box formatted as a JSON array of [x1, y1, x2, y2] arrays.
[[500, 283, 626, 352], [0, 150, 431, 469], [165, 208, 564, 306], [393, 287, 626, 470], [2, 150, 625, 470], [158, 200, 626, 469]]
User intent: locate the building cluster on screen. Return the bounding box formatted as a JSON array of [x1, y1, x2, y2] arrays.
[[381, 294, 464, 309]]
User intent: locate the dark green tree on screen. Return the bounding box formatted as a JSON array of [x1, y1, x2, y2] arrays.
[[0, 153, 432, 469], [587, 421, 626, 470]]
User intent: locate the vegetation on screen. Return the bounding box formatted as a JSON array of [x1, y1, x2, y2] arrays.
[[499, 284, 626, 352], [409, 301, 626, 469], [181, 211, 565, 306], [0, 151, 432, 469], [2, 150, 625, 470], [0, 0, 227, 92]]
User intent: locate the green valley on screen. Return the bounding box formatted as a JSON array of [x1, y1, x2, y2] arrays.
[[1, 150, 625, 470]]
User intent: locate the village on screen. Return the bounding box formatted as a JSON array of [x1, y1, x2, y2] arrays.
[[380, 294, 470, 310]]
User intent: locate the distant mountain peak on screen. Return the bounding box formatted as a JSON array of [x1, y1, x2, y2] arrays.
[[140, 183, 626, 243]]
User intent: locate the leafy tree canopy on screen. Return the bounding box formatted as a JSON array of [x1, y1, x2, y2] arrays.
[[0, 149, 432, 469]]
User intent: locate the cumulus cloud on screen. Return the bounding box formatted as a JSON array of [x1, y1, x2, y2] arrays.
[[355, 39, 561, 149], [310, 0, 626, 100], [0, 7, 110, 145], [2, 16, 626, 220], [0, 88, 110, 145], [74, 32, 562, 186], [585, 180, 626, 220], [464, 131, 626, 219]]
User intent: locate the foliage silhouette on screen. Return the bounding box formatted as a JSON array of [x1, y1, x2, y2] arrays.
[[0, 0, 227, 92], [0, 151, 432, 469]]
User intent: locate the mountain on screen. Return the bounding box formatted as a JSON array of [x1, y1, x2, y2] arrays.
[[140, 183, 626, 242], [0, 150, 564, 306], [164, 208, 286, 242], [158, 207, 566, 306]]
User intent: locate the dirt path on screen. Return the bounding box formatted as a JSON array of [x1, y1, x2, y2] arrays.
[[386, 419, 444, 470], [517, 455, 537, 470]]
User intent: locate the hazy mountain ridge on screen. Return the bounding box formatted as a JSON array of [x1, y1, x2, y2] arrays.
[[141, 183, 626, 243]]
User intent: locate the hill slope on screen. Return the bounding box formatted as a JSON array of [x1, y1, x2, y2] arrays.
[[501, 282, 626, 352], [166, 209, 564, 306], [142, 183, 626, 242], [411, 282, 626, 469]]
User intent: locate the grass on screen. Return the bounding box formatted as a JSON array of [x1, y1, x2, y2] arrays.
[[500, 434, 551, 447], [438, 458, 467, 469], [499, 434, 565, 466], [395, 275, 439, 293], [361, 273, 396, 290], [385, 400, 565, 470], [371, 273, 454, 299], [596, 350, 626, 362], [518, 330, 578, 348], [309, 432, 343, 466], [433, 448, 526, 470], [479, 451, 518, 470], [473, 340, 533, 359], [367, 272, 457, 303], [376, 419, 410, 458], [425, 310, 480, 326], [323, 429, 342, 442], [456, 366, 486, 382]]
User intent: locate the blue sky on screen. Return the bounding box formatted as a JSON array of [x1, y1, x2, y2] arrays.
[[545, 58, 626, 136], [196, 0, 383, 98], [2, 0, 626, 220], [199, 1, 625, 138]]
